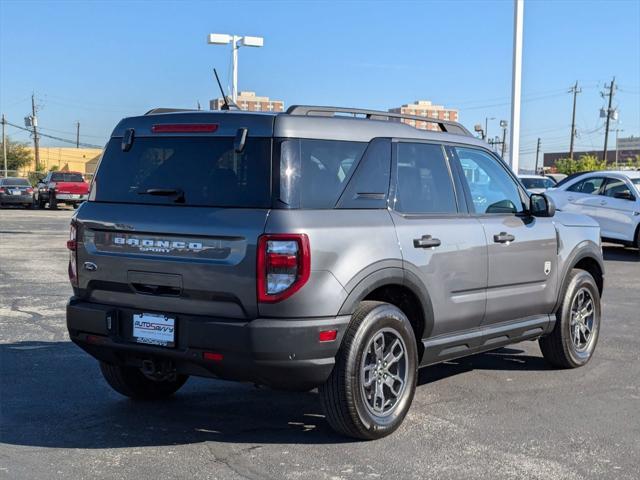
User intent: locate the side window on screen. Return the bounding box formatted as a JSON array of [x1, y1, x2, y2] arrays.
[[279, 139, 367, 208], [452, 147, 524, 214], [602, 178, 634, 199], [567, 177, 604, 194], [337, 138, 391, 209], [393, 142, 457, 214]]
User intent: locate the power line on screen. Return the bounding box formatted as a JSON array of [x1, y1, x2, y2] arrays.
[[5, 120, 103, 148]]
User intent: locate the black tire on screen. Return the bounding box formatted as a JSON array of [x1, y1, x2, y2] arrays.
[[319, 301, 418, 440], [99, 362, 188, 400], [539, 269, 601, 368], [48, 193, 57, 209], [72, 203, 79, 210]]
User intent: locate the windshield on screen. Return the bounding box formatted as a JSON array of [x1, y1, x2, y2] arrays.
[[520, 177, 554, 189], [93, 137, 272, 207], [1, 178, 30, 186], [51, 173, 84, 182]]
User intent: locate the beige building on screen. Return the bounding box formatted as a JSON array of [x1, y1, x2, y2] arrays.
[[388, 100, 459, 131], [210, 91, 284, 112], [20, 147, 103, 176]]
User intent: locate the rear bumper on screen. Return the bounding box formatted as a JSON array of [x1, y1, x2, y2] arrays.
[[67, 299, 350, 390], [0, 194, 31, 204], [56, 193, 87, 202]]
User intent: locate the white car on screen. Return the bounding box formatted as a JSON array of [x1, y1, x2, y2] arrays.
[[519, 174, 557, 194], [546, 170, 640, 248]]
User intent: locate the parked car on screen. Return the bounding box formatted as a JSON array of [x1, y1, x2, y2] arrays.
[[0, 177, 33, 208], [67, 105, 604, 440], [546, 170, 640, 249], [519, 174, 556, 194], [33, 171, 89, 209]]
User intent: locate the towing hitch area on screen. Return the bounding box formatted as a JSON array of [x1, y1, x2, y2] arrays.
[[141, 358, 177, 381]]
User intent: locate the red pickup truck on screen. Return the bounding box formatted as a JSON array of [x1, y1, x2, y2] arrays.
[[33, 171, 90, 209]]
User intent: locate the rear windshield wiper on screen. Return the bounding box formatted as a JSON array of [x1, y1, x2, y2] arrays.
[[138, 188, 185, 203]]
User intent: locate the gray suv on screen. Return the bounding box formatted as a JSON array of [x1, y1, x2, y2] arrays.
[[66, 106, 604, 439]]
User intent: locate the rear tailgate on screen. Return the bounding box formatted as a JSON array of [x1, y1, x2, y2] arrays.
[[75, 203, 267, 319], [56, 181, 89, 194], [74, 111, 276, 320]]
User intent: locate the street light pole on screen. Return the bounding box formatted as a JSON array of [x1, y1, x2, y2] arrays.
[[509, 0, 524, 174], [485, 117, 495, 142], [615, 128, 624, 169], [208, 33, 264, 104]]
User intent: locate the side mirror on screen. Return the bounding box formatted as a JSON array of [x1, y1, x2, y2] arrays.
[[613, 191, 635, 201], [530, 193, 555, 217]]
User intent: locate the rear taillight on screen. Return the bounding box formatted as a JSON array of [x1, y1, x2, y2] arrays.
[[67, 223, 78, 287], [257, 234, 310, 303], [0, 188, 5, 193], [26, 187, 33, 194]]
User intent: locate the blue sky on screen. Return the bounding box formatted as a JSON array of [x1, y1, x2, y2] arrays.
[[1, 0, 639, 171]]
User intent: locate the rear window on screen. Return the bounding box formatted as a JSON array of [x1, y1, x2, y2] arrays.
[[520, 177, 554, 189], [52, 173, 84, 182], [93, 137, 271, 207], [1, 178, 30, 186]]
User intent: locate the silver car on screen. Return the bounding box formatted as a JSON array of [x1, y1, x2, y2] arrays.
[[66, 105, 605, 439]]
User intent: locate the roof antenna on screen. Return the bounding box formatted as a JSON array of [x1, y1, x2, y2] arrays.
[[213, 68, 240, 110]]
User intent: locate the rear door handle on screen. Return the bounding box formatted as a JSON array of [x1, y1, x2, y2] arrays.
[[568, 197, 575, 202], [493, 232, 515, 244], [413, 235, 441, 249]]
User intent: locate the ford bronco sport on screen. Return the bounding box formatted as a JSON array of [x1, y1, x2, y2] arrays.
[[67, 106, 604, 439]]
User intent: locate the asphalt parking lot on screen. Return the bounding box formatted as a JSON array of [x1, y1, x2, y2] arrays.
[[1, 208, 639, 480]]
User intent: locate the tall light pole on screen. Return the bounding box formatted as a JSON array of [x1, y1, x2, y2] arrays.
[[207, 33, 264, 103], [509, 0, 524, 174], [485, 116, 495, 142]]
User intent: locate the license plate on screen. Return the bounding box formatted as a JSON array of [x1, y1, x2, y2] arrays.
[[132, 313, 175, 347], [69, 194, 80, 199], [11, 190, 21, 195]]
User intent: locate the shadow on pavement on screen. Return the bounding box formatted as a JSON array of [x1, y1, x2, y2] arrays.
[[602, 245, 639, 262], [1, 341, 548, 449]]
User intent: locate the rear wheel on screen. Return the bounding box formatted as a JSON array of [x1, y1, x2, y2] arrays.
[[539, 269, 601, 368], [100, 362, 188, 399], [319, 301, 418, 440]]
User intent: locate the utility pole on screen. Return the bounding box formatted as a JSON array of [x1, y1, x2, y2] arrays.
[[76, 122, 80, 148], [2, 114, 7, 178], [568, 81, 581, 160], [601, 76, 616, 163], [535, 137, 541, 174], [31, 94, 41, 172], [501, 120, 508, 159]]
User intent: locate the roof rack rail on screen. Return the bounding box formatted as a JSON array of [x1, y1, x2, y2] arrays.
[[144, 108, 200, 115], [286, 105, 472, 136]]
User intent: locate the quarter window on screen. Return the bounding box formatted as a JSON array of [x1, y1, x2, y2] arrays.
[[452, 147, 524, 214], [393, 142, 457, 214]]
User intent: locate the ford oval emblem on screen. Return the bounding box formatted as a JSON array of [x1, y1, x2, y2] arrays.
[[83, 262, 98, 272]]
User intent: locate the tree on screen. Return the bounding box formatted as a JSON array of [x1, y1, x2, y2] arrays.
[[555, 154, 608, 175], [0, 136, 34, 173]]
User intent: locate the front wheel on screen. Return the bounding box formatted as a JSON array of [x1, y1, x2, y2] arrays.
[[100, 362, 188, 400], [319, 301, 418, 440], [539, 269, 601, 368]]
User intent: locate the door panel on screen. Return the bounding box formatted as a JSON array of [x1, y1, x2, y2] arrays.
[[390, 141, 487, 337], [479, 215, 558, 324], [392, 213, 487, 336], [448, 145, 558, 325], [598, 178, 639, 241]]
